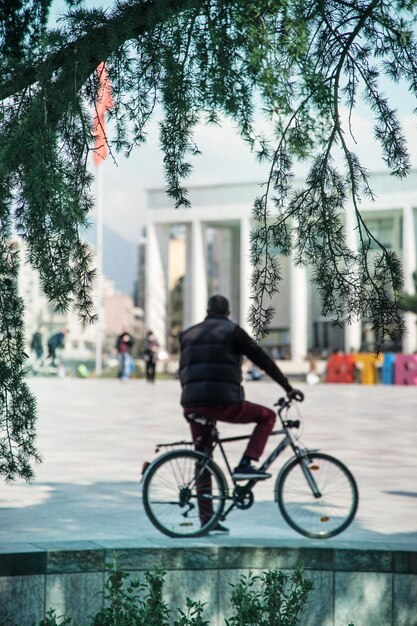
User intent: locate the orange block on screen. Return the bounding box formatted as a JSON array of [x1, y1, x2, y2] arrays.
[[325, 354, 356, 383]]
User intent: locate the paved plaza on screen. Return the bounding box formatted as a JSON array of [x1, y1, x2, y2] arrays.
[[0, 377, 416, 549]]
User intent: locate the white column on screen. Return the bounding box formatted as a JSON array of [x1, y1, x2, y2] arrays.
[[290, 259, 308, 361], [182, 224, 192, 330], [231, 226, 240, 320], [190, 219, 208, 325], [183, 223, 192, 330], [145, 221, 169, 348], [218, 228, 232, 298], [402, 205, 417, 353], [344, 202, 362, 352], [240, 216, 251, 333]]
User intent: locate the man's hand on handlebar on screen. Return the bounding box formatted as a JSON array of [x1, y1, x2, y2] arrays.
[[287, 388, 305, 402]]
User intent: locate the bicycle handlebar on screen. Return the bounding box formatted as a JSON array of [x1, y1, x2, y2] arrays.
[[274, 397, 302, 424], [283, 419, 300, 429], [274, 396, 293, 410]]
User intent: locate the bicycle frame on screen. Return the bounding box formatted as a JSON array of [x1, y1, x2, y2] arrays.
[[211, 425, 292, 482], [149, 398, 321, 520], [201, 399, 320, 519], [210, 402, 297, 470]]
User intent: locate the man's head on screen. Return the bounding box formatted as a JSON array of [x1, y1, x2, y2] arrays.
[[207, 295, 230, 317]]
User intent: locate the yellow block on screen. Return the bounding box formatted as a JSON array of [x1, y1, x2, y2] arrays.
[[353, 353, 383, 385]]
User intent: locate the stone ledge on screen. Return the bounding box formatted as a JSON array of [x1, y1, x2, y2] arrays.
[[0, 539, 416, 577]]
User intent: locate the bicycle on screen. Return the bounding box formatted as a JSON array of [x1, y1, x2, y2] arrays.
[[142, 397, 359, 539]]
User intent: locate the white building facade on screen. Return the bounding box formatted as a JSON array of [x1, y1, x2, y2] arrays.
[[145, 172, 417, 359]]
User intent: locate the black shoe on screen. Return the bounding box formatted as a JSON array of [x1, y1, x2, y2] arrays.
[[208, 522, 229, 534], [232, 464, 271, 480]]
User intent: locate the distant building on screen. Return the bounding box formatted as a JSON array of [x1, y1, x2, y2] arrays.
[[15, 237, 140, 368], [145, 173, 417, 358], [103, 280, 144, 357]]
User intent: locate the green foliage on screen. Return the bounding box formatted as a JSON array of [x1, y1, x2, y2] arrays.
[[174, 597, 210, 626], [43, 561, 313, 626], [39, 609, 72, 626], [0, 238, 40, 481], [0, 607, 72, 626], [247, 0, 412, 342], [225, 566, 313, 626], [0, 0, 52, 62], [1, 0, 417, 478], [2, 560, 358, 626], [91, 559, 169, 626]]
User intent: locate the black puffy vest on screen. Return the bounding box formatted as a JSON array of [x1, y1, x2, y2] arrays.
[[180, 315, 244, 406]]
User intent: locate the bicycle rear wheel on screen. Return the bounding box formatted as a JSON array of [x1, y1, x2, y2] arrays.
[[276, 452, 358, 539], [142, 449, 228, 538]]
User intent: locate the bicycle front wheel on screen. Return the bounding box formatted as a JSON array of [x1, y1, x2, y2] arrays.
[[142, 449, 228, 538], [276, 452, 358, 539]]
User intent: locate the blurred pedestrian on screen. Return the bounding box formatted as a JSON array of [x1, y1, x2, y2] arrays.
[[144, 330, 159, 383], [116, 330, 135, 382], [246, 363, 262, 381], [30, 326, 44, 365], [306, 353, 320, 385], [47, 329, 68, 366]]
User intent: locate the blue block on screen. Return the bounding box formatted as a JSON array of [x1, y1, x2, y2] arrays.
[[381, 353, 396, 384]]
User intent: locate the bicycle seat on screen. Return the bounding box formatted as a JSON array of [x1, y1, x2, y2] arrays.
[[185, 412, 213, 426]]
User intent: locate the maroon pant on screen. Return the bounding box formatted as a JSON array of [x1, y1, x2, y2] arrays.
[[185, 400, 276, 461], [184, 401, 276, 524]]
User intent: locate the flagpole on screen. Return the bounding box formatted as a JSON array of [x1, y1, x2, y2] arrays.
[[92, 61, 113, 377], [95, 163, 104, 377]]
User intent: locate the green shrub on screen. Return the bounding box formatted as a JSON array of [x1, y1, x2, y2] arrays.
[[1, 559, 355, 626], [91, 561, 169, 626], [174, 598, 210, 626], [226, 567, 313, 626], [39, 610, 72, 626], [92, 560, 314, 626]]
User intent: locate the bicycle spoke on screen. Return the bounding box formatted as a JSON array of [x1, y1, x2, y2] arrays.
[[277, 453, 358, 538], [143, 450, 227, 537]]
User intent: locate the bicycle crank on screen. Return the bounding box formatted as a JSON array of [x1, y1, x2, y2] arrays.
[[233, 486, 254, 510]]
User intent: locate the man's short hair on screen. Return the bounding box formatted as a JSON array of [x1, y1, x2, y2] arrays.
[[207, 295, 230, 316]]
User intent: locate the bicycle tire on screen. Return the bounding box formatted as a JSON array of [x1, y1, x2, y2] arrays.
[[142, 449, 228, 538], [276, 452, 358, 539]]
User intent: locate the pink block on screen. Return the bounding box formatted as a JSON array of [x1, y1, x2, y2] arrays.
[[394, 354, 417, 385]]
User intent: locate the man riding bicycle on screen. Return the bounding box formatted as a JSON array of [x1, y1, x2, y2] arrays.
[[179, 294, 304, 533]]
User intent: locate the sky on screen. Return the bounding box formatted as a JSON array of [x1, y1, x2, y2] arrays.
[[50, 0, 417, 245]]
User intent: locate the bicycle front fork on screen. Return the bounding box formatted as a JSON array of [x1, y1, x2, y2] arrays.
[[299, 454, 322, 498]]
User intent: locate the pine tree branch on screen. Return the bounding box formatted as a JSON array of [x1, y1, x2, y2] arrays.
[[0, 0, 206, 102]]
